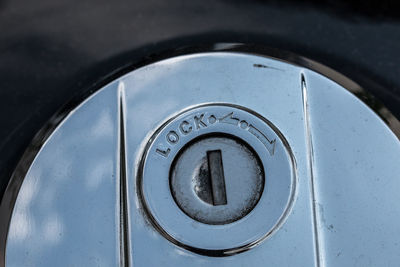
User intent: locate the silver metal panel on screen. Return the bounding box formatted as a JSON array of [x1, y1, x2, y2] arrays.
[[122, 53, 317, 266], [6, 84, 121, 266], [304, 70, 400, 267]]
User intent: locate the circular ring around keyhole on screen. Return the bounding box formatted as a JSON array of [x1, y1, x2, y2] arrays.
[[138, 104, 295, 252]]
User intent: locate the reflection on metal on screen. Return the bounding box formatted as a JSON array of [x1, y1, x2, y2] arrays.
[[1, 47, 400, 266], [118, 83, 131, 267], [6, 85, 122, 266], [301, 74, 323, 267]]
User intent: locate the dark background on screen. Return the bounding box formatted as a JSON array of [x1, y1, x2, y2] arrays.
[[1, 0, 400, 197]]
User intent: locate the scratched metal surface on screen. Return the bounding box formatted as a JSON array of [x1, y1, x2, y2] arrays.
[[304, 72, 400, 266], [5, 52, 400, 266]]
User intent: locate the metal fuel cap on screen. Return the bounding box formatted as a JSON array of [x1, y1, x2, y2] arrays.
[[3, 46, 400, 266]]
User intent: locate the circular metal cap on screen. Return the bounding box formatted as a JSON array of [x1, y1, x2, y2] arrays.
[[4, 47, 400, 266], [138, 104, 295, 251]]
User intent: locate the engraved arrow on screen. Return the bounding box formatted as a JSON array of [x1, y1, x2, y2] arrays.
[[218, 112, 240, 125], [218, 112, 276, 156], [248, 124, 276, 156]]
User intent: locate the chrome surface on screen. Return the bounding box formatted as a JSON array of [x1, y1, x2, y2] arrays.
[[7, 85, 121, 266], [139, 104, 295, 252], [304, 72, 400, 266], [4, 51, 400, 266]]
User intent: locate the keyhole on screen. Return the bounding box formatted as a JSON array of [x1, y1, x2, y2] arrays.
[[207, 150, 228, 206], [195, 150, 228, 206]]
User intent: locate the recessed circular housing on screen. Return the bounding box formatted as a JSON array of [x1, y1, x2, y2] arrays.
[[138, 104, 295, 251]]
